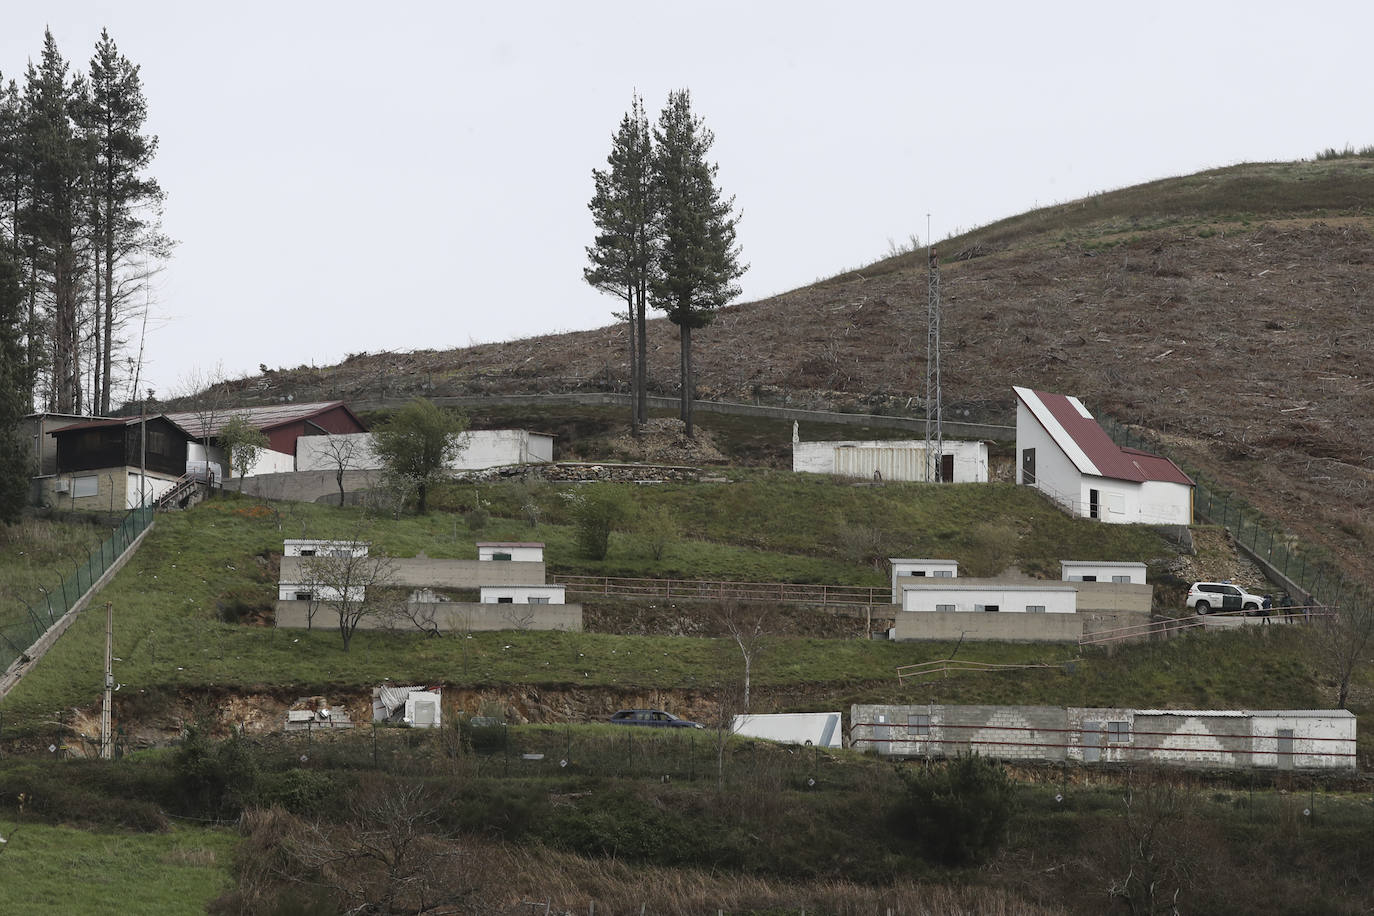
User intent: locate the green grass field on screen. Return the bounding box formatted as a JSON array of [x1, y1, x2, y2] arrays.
[[0, 822, 235, 915]]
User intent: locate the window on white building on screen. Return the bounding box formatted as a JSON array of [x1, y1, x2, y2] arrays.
[[907, 713, 931, 737], [1026, 605, 1046, 613], [529, 597, 551, 604], [1107, 721, 1130, 743], [935, 604, 955, 612], [73, 475, 98, 498], [933, 570, 954, 578], [1112, 575, 1132, 583]]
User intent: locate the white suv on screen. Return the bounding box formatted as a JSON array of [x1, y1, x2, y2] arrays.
[[1186, 581, 1266, 614]]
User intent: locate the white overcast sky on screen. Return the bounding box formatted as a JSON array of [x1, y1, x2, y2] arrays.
[[4, 1, 1371, 405]]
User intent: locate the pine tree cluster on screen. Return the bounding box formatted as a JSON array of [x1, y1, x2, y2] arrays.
[[0, 27, 171, 422], [585, 90, 746, 438]]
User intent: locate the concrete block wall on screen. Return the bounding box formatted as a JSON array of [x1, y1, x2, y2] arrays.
[[891, 611, 1083, 642], [275, 600, 582, 633], [850, 704, 1356, 771]]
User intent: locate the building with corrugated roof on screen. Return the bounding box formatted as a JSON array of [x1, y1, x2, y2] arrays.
[[1014, 386, 1193, 524]]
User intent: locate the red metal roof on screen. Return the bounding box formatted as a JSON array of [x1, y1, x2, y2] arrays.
[[163, 401, 364, 439], [1018, 388, 1193, 486]]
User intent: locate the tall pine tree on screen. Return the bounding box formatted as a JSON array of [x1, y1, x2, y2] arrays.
[[21, 30, 86, 414], [0, 240, 32, 522], [585, 94, 654, 436], [650, 89, 745, 437], [78, 29, 169, 415]]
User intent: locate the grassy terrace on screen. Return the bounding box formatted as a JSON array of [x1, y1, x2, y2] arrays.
[[0, 472, 1338, 741]]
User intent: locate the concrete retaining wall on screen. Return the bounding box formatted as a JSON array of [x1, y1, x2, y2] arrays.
[[275, 600, 582, 632], [892, 611, 1083, 642], [1074, 582, 1153, 613]]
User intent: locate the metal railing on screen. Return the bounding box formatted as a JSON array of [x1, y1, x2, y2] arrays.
[[1077, 608, 1328, 646], [549, 574, 890, 606], [1099, 415, 1371, 618], [0, 507, 153, 675]]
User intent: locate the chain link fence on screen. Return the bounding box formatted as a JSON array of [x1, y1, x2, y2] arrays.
[[1099, 416, 1369, 618], [0, 507, 154, 675]]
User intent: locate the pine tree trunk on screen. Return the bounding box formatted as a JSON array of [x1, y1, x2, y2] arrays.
[[627, 299, 639, 437], [636, 284, 648, 426], [681, 324, 694, 438]]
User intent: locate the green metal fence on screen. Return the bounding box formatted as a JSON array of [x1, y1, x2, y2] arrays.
[[1099, 416, 1370, 618], [0, 507, 154, 675]]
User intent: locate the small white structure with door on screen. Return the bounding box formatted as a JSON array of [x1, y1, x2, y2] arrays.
[[900, 583, 1077, 614], [889, 558, 958, 604], [1060, 561, 1147, 583], [793, 437, 988, 482], [284, 539, 369, 558], [478, 541, 544, 562], [479, 584, 565, 604]]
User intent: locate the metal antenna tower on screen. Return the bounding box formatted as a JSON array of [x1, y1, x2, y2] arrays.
[[924, 237, 943, 482]]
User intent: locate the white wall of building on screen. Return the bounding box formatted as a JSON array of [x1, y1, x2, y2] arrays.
[[890, 558, 958, 603], [1061, 561, 1147, 584], [125, 472, 177, 509], [284, 539, 369, 557], [1016, 401, 1086, 512], [478, 543, 545, 562], [241, 448, 295, 478], [732, 713, 844, 748], [794, 439, 988, 482], [901, 584, 1077, 614], [479, 585, 566, 604], [277, 582, 365, 602], [1138, 479, 1194, 525], [295, 429, 554, 473]]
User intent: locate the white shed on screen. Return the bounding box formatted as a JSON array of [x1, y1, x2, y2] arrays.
[[479, 585, 566, 604], [284, 539, 369, 558], [889, 558, 958, 604], [793, 437, 989, 483], [731, 713, 844, 748], [278, 581, 365, 602], [1061, 561, 1147, 584], [477, 541, 545, 563], [901, 582, 1077, 614], [1014, 386, 1193, 525]]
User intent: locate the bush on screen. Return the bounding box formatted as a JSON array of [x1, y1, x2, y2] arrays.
[[254, 768, 339, 817], [891, 754, 1016, 865], [173, 727, 259, 819], [572, 484, 632, 560]]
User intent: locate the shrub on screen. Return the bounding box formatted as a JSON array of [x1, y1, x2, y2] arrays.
[[572, 484, 632, 560], [890, 754, 1016, 865], [173, 726, 259, 819]]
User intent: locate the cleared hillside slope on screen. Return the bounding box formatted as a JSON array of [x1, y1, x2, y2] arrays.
[[213, 158, 1374, 589]]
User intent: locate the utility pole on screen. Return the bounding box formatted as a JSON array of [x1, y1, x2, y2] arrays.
[[100, 601, 113, 759], [924, 231, 944, 482]]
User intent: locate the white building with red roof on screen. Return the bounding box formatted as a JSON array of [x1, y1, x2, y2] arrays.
[[1014, 386, 1193, 525]]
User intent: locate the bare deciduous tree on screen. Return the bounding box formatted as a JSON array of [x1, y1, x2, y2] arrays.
[[714, 599, 774, 713], [298, 533, 396, 652], [314, 433, 368, 507], [1310, 598, 1374, 709]]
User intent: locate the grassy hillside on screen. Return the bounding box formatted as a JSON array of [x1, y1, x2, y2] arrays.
[[0, 476, 1349, 746], [176, 157, 1374, 604]]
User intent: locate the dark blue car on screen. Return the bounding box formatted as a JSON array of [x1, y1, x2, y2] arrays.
[[608, 708, 704, 729]]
